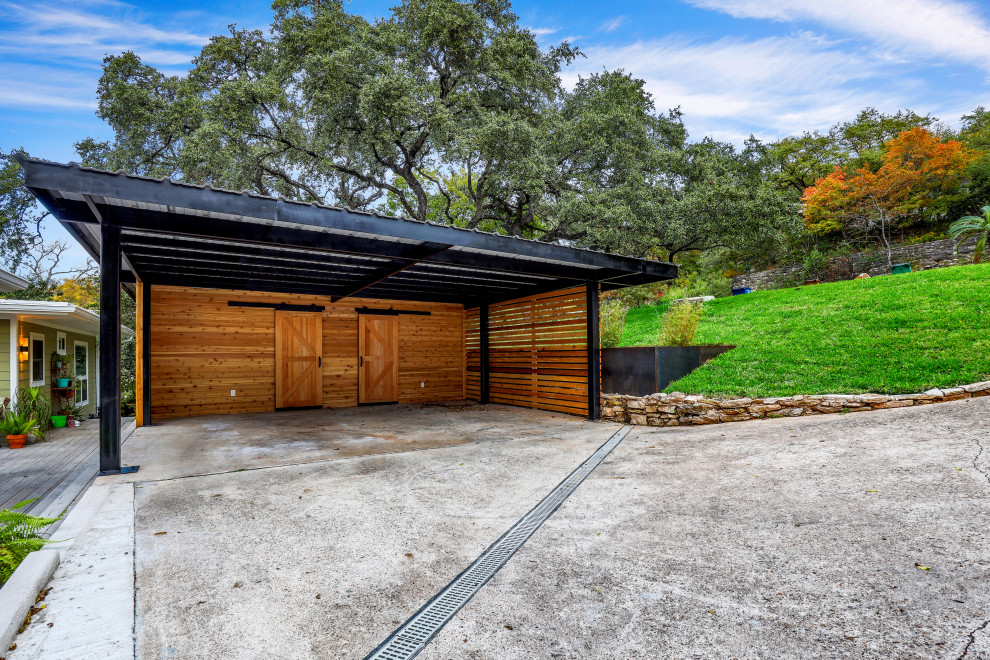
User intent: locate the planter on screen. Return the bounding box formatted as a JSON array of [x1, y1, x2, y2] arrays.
[[55, 378, 71, 388], [601, 345, 735, 397], [6, 434, 27, 449], [51, 415, 67, 428]]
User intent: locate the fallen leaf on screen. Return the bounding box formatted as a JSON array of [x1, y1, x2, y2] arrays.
[[915, 563, 930, 571], [505, 624, 514, 630], [405, 553, 413, 558], [865, 490, 878, 493], [153, 532, 167, 536], [707, 609, 716, 615]]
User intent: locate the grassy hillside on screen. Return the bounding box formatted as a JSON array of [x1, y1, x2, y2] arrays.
[[620, 263, 990, 397]]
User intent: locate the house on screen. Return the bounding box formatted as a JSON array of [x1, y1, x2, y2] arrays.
[[0, 272, 100, 419], [16, 156, 677, 474]]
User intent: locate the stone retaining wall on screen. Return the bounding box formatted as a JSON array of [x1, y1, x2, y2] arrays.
[[732, 237, 979, 291], [601, 381, 990, 426]]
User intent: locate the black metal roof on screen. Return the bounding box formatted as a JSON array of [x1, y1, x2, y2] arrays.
[[18, 157, 677, 306]]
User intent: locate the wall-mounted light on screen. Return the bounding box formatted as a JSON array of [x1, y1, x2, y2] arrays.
[[18, 336, 29, 359]]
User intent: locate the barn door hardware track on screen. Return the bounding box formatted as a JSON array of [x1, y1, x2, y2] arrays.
[[363, 425, 632, 660]]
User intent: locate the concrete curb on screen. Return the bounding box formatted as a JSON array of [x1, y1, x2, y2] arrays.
[[0, 549, 60, 653]]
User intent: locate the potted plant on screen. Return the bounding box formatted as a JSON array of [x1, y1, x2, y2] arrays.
[[51, 351, 71, 388], [14, 387, 50, 439], [1, 411, 40, 449], [64, 402, 84, 426]]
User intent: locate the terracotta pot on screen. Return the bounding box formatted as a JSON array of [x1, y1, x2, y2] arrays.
[[6, 434, 27, 449]]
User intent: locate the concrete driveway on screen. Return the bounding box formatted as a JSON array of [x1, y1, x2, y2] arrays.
[[10, 399, 989, 659]]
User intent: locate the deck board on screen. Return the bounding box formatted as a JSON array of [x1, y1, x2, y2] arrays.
[[0, 418, 136, 516]]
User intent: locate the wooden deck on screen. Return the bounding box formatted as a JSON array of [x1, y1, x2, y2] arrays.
[[0, 418, 136, 520]]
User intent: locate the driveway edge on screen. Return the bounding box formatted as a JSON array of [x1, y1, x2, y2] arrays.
[[0, 549, 60, 653]]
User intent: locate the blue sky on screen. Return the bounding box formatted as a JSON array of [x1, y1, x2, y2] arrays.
[[2, 0, 990, 264]]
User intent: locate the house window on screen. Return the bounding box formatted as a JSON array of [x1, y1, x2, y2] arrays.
[[74, 341, 89, 406], [56, 332, 67, 355], [29, 333, 46, 387]]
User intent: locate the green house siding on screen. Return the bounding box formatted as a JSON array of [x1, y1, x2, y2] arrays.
[[17, 320, 98, 418], [0, 319, 9, 402]]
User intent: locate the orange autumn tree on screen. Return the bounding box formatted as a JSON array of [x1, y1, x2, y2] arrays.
[[802, 127, 977, 265]]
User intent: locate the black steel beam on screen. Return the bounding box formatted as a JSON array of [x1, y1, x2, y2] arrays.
[[586, 281, 601, 421], [479, 303, 490, 404], [122, 246, 381, 277], [129, 259, 368, 287], [121, 232, 389, 269], [99, 223, 122, 473], [18, 158, 676, 277], [140, 282, 151, 427], [139, 273, 482, 305], [332, 242, 452, 302], [56, 198, 665, 285]]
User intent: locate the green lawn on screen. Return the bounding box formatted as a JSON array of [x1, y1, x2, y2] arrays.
[[620, 263, 990, 397]]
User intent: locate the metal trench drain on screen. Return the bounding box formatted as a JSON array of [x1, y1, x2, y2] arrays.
[[364, 425, 633, 660]]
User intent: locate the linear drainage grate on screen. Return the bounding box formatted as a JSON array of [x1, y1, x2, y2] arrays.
[[364, 425, 633, 660]]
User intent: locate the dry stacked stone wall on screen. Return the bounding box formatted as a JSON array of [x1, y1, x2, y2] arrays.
[[732, 237, 980, 291], [602, 381, 990, 427]]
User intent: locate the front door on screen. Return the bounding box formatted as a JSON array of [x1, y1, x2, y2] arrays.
[[359, 314, 398, 404], [275, 310, 323, 409]]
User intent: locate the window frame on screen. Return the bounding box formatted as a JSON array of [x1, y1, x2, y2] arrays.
[[73, 340, 90, 406], [56, 331, 67, 355], [29, 332, 45, 387]]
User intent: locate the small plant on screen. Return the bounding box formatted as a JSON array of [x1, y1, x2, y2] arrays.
[[599, 299, 628, 348], [15, 387, 50, 438], [655, 302, 703, 346], [0, 411, 40, 436], [948, 205, 990, 263], [0, 499, 61, 584]]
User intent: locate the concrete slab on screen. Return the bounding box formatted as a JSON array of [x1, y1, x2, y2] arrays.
[[119, 402, 589, 482], [8, 477, 136, 660], [420, 397, 990, 659], [131, 408, 618, 659]]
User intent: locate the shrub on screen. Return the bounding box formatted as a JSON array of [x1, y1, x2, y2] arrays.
[[14, 387, 50, 438], [609, 282, 665, 308], [656, 302, 702, 346], [0, 500, 61, 584], [599, 299, 628, 348], [664, 269, 731, 300]]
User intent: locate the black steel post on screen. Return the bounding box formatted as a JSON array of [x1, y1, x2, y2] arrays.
[[141, 282, 152, 426], [586, 281, 601, 421], [479, 303, 490, 404], [99, 223, 122, 474]]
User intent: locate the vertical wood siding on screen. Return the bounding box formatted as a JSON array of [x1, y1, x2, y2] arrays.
[[149, 286, 464, 419], [465, 287, 590, 416]]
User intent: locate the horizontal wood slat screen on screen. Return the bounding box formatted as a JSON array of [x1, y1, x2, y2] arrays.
[[465, 307, 481, 400], [465, 287, 589, 416]]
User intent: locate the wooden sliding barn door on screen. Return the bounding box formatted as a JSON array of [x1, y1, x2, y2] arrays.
[[359, 315, 398, 404], [275, 310, 323, 409]]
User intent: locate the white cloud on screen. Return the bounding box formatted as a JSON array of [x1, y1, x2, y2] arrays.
[[564, 35, 915, 141], [0, 2, 209, 67], [527, 26, 559, 37], [687, 0, 990, 72], [0, 1, 209, 111], [599, 16, 625, 33]]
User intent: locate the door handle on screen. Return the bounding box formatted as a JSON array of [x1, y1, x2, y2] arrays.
[[360, 356, 364, 367], [318, 357, 322, 367]]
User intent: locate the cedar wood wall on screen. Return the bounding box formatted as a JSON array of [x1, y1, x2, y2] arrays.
[[149, 286, 465, 419], [147, 284, 591, 420]]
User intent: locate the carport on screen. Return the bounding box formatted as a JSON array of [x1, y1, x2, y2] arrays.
[[17, 157, 676, 474]]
